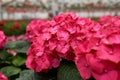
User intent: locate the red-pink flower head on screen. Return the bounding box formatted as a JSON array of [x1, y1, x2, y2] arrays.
[[74, 15, 120, 80], [26, 36, 60, 72], [0, 31, 8, 49], [96, 16, 120, 63], [0, 72, 8, 80], [51, 13, 101, 60]]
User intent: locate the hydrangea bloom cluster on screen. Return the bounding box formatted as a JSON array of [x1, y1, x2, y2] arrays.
[[26, 20, 60, 72], [26, 14, 120, 80], [75, 15, 120, 80], [0, 72, 8, 80], [0, 30, 8, 49]]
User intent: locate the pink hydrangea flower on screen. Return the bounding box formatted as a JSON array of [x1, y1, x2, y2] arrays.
[[75, 15, 120, 80], [26, 36, 60, 72], [98, 16, 120, 63], [0, 31, 7, 49], [0, 72, 8, 80], [75, 55, 91, 79], [75, 53, 118, 80], [53, 13, 101, 60]]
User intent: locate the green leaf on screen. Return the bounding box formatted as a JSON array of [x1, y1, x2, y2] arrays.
[[5, 41, 16, 49], [0, 66, 21, 77], [5, 40, 30, 53], [0, 50, 10, 60], [12, 56, 26, 66], [16, 70, 41, 80], [14, 40, 30, 53], [57, 62, 82, 80], [16, 69, 58, 80]]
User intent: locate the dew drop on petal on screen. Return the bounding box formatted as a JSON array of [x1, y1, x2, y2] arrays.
[[96, 43, 99, 46], [109, 51, 113, 55]]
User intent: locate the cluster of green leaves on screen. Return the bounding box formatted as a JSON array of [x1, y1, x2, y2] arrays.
[[0, 40, 30, 80]]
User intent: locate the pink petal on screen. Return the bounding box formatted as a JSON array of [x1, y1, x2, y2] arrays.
[[108, 34, 120, 44], [51, 58, 60, 68], [7, 49, 17, 56], [57, 30, 69, 41], [92, 70, 118, 80], [97, 45, 120, 63], [26, 55, 34, 69], [49, 39, 57, 50], [75, 55, 91, 79], [56, 43, 69, 54], [86, 54, 105, 74], [42, 33, 51, 40]]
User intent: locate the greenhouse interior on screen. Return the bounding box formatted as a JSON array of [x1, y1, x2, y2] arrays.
[[0, 0, 120, 80]]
